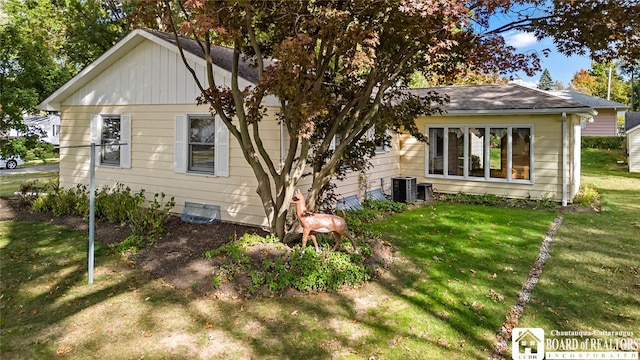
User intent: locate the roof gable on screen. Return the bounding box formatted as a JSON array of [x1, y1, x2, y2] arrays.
[[144, 29, 268, 84], [38, 29, 259, 111]]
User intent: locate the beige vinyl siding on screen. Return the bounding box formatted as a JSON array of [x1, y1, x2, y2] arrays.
[[629, 127, 640, 173], [59, 104, 280, 227], [61, 39, 252, 107], [402, 114, 573, 202], [332, 137, 401, 199], [582, 108, 618, 136]]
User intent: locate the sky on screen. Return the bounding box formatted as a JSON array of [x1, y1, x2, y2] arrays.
[[503, 31, 594, 88]]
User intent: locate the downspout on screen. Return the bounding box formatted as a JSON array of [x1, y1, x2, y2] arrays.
[[562, 112, 568, 206]]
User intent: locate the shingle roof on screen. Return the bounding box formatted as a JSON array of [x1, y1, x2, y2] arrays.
[[144, 29, 270, 84], [547, 90, 629, 110], [406, 84, 593, 114], [626, 112, 640, 131]]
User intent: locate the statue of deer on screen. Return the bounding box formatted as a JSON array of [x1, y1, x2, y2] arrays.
[[289, 189, 357, 252]]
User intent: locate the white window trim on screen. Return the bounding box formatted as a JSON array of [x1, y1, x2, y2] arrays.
[[368, 128, 392, 154], [90, 114, 131, 169], [424, 124, 534, 184], [174, 114, 229, 177]]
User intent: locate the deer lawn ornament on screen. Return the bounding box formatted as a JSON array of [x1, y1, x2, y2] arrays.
[[290, 189, 357, 252]]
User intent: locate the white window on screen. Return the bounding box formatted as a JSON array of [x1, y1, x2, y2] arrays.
[[174, 114, 229, 176], [368, 128, 392, 153], [90, 114, 131, 168], [425, 125, 533, 182], [330, 128, 391, 153]]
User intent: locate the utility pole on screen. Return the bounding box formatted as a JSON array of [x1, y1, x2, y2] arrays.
[[607, 66, 612, 100], [632, 70, 635, 111]]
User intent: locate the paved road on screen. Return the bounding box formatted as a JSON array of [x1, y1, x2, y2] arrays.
[[0, 164, 59, 175]]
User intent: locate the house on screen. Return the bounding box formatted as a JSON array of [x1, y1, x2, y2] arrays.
[[37, 29, 595, 228], [399, 85, 594, 206], [23, 114, 61, 145], [547, 90, 628, 136], [626, 112, 640, 173], [2, 114, 60, 145]]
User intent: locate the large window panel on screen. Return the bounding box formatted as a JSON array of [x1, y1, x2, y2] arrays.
[[512, 128, 531, 180], [428, 127, 444, 175], [448, 128, 464, 176], [426, 125, 533, 183], [468, 127, 486, 178], [489, 127, 507, 179]]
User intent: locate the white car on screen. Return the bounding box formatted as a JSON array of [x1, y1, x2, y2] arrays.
[[0, 156, 25, 169]]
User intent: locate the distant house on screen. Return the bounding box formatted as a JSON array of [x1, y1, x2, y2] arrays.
[[23, 114, 61, 145], [626, 112, 640, 173], [547, 90, 628, 136], [37, 29, 597, 228], [1, 114, 60, 145]]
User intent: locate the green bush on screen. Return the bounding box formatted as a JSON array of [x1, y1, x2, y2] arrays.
[[574, 183, 601, 209], [95, 183, 141, 224], [124, 192, 175, 251], [32, 184, 175, 253], [581, 136, 625, 150], [207, 235, 371, 295], [32, 183, 89, 217], [439, 192, 557, 209], [346, 199, 408, 237], [256, 247, 370, 292]]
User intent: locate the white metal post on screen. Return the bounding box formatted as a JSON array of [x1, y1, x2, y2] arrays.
[[88, 142, 96, 284]]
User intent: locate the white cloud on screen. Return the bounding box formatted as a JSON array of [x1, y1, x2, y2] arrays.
[[505, 32, 538, 48]]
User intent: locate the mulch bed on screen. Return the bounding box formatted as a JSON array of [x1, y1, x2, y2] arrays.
[[0, 197, 396, 298]]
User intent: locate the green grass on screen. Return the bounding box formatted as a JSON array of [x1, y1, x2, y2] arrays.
[[366, 204, 557, 358], [0, 202, 558, 359], [518, 148, 640, 333], [1, 148, 637, 359], [0, 171, 59, 197]]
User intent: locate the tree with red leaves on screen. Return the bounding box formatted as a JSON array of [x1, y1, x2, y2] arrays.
[[133, 0, 638, 239]]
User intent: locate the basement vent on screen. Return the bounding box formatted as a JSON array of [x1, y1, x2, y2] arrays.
[[181, 202, 221, 224], [337, 195, 362, 211], [365, 188, 388, 201]]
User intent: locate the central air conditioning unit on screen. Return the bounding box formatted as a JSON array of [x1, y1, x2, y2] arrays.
[[392, 177, 417, 203]]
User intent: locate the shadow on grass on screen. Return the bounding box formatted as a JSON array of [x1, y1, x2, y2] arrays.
[[1, 202, 561, 359], [517, 182, 640, 332]]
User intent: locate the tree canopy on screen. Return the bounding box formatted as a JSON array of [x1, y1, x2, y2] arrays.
[[570, 62, 631, 105], [132, 0, 639, 239], [3, 0, 637, 239], [0, 0, 130, 157]]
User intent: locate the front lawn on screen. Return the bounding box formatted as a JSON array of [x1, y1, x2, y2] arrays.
[[0, 200, 556, 359], [1, 148, 636, 359]]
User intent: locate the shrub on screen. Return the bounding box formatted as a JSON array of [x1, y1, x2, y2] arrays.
[[123, 192, 175, 251], [581, 136, 624, 150], [31, 184, 175, 253], [574, 183, 601, 209], [49, 184, 89, 218], [206, 234, 372, 295], [95, 183, 140, 224], [258, 247, 370, 292], [439, 192, 557, 209], [346, 199, 408, 237]]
